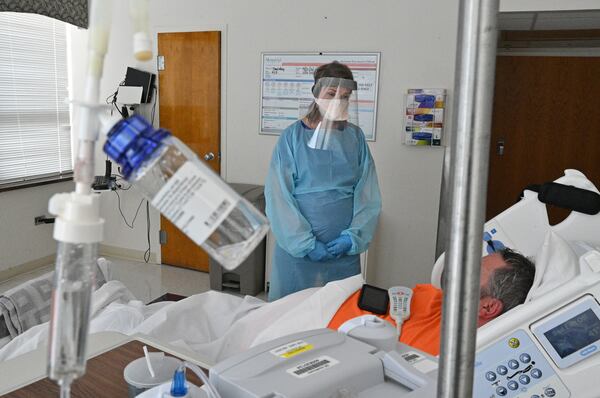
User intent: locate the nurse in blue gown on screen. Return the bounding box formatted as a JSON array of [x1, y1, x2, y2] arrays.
[[265, 61, 382, 301]]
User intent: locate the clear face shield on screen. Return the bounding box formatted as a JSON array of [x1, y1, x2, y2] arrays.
[[305, 77, 359, 150]]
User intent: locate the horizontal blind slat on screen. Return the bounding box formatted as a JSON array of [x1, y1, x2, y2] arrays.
[[0, 13, 73, 183]]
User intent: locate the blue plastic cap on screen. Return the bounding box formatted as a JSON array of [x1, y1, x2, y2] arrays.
[[103, 115, 170, 180], [170, 366, 188, 397]]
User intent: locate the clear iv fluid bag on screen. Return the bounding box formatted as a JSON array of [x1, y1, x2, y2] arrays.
[[48, 242, 97, 384], [104, 115, 269, 270]]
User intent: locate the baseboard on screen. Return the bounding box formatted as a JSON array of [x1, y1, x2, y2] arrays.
[[99, 244, 159, 264], [0, 254, 56, 283]]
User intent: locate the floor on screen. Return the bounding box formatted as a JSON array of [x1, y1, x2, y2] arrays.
[[0, 257, 267, 303]]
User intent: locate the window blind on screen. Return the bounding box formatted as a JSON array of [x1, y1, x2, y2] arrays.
[[0, 13, 72, 186]]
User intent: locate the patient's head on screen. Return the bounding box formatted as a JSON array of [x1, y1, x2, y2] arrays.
[[478, 248, 535, 326]]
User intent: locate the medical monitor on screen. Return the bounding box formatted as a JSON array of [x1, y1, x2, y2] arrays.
[[531, 294, 600, 369]]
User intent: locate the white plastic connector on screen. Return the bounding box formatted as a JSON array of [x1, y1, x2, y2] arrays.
[[130, 0, 152, 61], [49, 193, 104, 243], [133, 32, 152, 61], [99, 111, 123, 136]]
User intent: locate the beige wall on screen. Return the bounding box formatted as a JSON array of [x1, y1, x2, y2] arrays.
[[8, 0, 596, 283], [96, 0, 458, 288]]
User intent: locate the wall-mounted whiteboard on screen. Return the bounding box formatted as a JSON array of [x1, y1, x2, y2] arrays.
[[260, 52, 380, 141]]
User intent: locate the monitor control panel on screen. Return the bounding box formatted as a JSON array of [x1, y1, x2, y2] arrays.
[[473, 329, 570, 398]]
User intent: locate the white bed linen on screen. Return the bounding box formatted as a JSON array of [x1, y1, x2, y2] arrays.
[[0, 275, 363, 365], [133, 274, 363, 365], [0, 280, 168, 361]]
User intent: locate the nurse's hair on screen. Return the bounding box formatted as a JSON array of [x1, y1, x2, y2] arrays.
[[304, 61, 354, 126], [482, 248, 536, 315]]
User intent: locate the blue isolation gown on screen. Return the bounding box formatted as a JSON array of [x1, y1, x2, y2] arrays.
[[265, 120, 382, 301]]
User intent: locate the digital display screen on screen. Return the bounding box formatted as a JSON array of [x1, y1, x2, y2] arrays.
[[358, 284, 389, 315], [544, 309, 600, 358]]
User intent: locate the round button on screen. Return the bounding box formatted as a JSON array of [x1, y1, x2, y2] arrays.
[[508, 359, 520, 369], [531, 368, 542, 379], [544, 387, 556, 397], [497, 365, 508, 375], [520, 353, 531, 363], [519, 374, 531, 385], [496, 386, 508, 396], [485, 371, 497, 381], [507, 380, 519, 391]]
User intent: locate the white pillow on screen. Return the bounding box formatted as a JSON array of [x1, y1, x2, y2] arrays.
[[525, 231, 579, 303]]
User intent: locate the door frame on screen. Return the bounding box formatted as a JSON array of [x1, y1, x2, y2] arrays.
[[152, 24, 228, 265]]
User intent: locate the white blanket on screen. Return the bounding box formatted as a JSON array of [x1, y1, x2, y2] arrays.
[[0, 275, 363, 365], [0, 280, 168, 361], [134, 274, 363, 365]]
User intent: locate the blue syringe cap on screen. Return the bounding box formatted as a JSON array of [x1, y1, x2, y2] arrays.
[[103, 115, 171, 180], [170, 365, 189, 397]]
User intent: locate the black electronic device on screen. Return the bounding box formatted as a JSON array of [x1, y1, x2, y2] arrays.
[[124, 67, 156, 103], [92, 160, 116, 190], [357, 284, 390, 315]]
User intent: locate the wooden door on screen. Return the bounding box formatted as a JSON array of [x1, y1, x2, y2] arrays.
[[487, 56, 600, 223], [157, 31, 221, 272]]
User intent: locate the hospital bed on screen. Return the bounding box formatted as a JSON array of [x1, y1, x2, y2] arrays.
[[1, 170, 598, 397], [208, 169, 600, 398]]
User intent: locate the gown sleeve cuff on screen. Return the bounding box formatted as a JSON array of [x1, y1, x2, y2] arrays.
[[340, 231, 360, 255], [291, 236, 316, 258]]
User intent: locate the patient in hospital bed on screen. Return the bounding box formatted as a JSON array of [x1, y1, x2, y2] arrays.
[[0, 248, 534, 365], [328, 248, 535, 356]]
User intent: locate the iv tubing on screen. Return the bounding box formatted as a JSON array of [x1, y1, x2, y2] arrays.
[[185, 362, 222, 398], [73, 0, 113, 194]]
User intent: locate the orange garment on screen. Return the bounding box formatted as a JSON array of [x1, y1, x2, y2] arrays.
[[327, 284, 443, 356]]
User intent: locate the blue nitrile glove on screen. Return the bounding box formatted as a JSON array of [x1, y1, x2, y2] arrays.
[[307, 241, 334, 262], [326, 235, 353, 258]]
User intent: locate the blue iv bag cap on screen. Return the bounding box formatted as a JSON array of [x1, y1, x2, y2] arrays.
[[170, 365, 189, 397], [103, 115, 171, 179]]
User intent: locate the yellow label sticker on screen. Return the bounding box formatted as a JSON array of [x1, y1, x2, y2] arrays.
[[508, 337, 520, 349], [270, 340, 314, 359]]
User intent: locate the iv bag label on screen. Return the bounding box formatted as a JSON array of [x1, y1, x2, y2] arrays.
[[286, 356, 339, 379], [151, 161, 238, 245], [270, 340, 314, 359]]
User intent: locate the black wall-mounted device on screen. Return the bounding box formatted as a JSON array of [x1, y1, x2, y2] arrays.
[[124, 67, 156, 103]]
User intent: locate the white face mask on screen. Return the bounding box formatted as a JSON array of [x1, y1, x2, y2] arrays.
[[315, 98, 350, 121]]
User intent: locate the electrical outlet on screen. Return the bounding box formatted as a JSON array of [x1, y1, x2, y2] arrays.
[[35, 215, 55, 225]]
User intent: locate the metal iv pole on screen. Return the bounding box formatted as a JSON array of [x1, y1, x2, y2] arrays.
[[437, 0, 500, 397]]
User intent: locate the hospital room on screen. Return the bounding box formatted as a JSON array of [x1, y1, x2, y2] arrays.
[[1, 0, 600, 397]]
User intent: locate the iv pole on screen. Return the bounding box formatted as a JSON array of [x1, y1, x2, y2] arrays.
[[437, 0, 500, 397]]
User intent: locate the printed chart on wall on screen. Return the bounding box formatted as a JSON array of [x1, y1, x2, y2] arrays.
[[260, 53, 380, 141]]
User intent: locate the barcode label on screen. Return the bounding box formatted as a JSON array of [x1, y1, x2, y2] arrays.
[[403, 354, 420, 362], [151, 161, 238, 245], [401, 351, 438, 373], [402, 351, 423, 364], [294, 359, 329, 375], [205, 199, 231, 228], [286, 356, 339, 379]]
